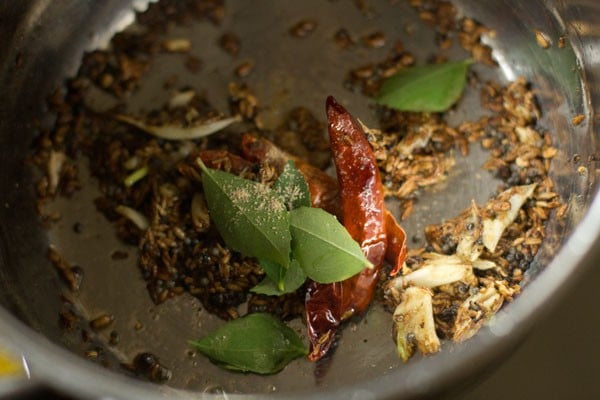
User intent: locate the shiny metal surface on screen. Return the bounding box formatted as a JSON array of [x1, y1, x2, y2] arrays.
[[0, 0, 598, 399]]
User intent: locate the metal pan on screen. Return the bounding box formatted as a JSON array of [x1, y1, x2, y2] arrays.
[[0, 0, 598, 398]]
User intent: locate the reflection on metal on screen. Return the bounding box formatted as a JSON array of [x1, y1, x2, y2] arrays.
[[91, 1, 158, 50]]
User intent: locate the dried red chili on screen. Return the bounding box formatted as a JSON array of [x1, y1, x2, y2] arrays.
[[187, 103, 406, 362], [305, 96, 392, 361], [385, 210, 407, 276]]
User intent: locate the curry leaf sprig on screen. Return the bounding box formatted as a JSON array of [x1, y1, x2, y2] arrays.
[[197, 159, 371, 295], [192, 160, 370, 374], [376, 59, 473, 112]]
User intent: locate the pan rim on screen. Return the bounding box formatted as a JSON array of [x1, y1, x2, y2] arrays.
[[0, 0, 599, 398]]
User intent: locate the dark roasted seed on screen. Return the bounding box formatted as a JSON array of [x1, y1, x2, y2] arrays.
[[89, 314, 114, 331], [289, 20, 317, 38], [218, 32, 240, 56]]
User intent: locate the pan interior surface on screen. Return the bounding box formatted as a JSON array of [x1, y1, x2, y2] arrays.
[[0, 0, 596, 399]]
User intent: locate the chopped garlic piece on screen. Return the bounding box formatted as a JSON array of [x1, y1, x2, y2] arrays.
[[401, 254, 472, 288], [453, 286, 504, 342], [168, 90, 196, 109], [359, 120, 434, 157], [115, 205, 149, 231], [387, 184, 538, 362], [455, 202, 483, 262], [472, 259, 497, 270], [396, 126, 434, 157], [515, 126, 542, 145], [47, 151, 66, 194], [482, 184, 536, 252], [393, 286, 440, 361]]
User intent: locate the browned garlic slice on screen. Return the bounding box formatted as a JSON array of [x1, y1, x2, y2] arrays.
[[391, 254, 473, 289], [455, 202, 484, 262], [392, 286, 441, 361], [359, 120, 434, 157], [515, 126, 542, 145], [482, 184, 536, 252], [387, 184, 537, 361], [453, 285, 504, 342]]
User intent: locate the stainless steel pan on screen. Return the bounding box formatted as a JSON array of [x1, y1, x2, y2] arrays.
[[0, 1, 598, 399]]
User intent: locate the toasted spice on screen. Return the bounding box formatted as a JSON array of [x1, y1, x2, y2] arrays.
[[572, 114, 585, 126], [48, 247, 83, 291], [409, 1, 496, 66], [234, 60, 254, 78], [289, 20, 318, 38], [218, 32, 240, 56], [362, 31, 387, 48], [89, 314, 115, 332], [126, 352, 172, 383], [162, 38, 192, 53], [535, 29, 551, 49], [380, 76, 563, 347], [334, 28, 355, 49]]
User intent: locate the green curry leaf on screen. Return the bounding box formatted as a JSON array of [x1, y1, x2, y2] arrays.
[[258, 258, 286, 290], [199, 160, 291, 268], [189, 313, 307, 374], [252, 259, 306, 295], [289, 207, 371, 283], [273, 160, 311, 210], [199, 160, 371, 288], [376, 59, 473, 112]]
